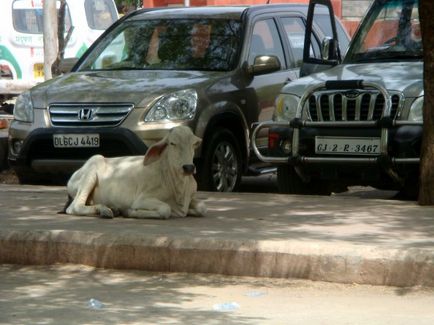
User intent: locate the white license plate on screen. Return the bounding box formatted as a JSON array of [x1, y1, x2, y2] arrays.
[[315, 136, 381, 155], [53, 134, 100, 148]]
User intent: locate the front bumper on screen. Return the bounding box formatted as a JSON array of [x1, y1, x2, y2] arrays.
[[263, 124, 421, 186], [251, 81, 422, 188], [8, 127, 148, 174]]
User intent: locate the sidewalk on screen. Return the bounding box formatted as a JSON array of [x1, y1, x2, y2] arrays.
[[1, 184, 434, 287]]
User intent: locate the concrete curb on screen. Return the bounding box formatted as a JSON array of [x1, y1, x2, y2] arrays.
[[2, 229, 434, 287]]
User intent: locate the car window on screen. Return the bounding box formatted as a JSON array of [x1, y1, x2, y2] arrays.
[[280, 17, 310, 68], [313, 14, 349, 55], [302, 5, 347, 64], [248, 19, 285, 69], [12, 0, 72, 34], [84, 0, 118, 30], [79, 18, 242, 71]]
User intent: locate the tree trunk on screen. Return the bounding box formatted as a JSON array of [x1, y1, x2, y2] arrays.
[[51, 0, 67, 77], [43, 0, 58, 80], [418, 0, 434, 205]]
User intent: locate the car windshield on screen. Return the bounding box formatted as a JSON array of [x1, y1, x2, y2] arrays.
[[78, 18, 242, 72], [345, 0, 421, 63]]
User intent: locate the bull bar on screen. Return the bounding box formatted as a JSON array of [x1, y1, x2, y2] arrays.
[[251, 80, 422, 183]]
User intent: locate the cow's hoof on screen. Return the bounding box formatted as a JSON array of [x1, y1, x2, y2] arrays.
[[191, 201, 207, 217], [158, 206, 171, 219], [99, 207, 114, 219]]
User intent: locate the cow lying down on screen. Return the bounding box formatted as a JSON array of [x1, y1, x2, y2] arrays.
[[64, 125, 207, 219]]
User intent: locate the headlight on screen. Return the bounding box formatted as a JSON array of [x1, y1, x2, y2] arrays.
[[408, 96, 423, 122], [145, 89, 198, 122], [13, 91, 34, 123], [273, 94, 299, 122]]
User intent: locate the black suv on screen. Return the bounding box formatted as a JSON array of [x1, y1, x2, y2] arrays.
[[252, 0, 423, 198], [8, 4, 349, 191]]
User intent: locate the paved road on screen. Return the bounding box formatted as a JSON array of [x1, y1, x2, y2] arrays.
[[1, 264, 433, 325]]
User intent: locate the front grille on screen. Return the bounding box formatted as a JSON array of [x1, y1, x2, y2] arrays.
[[307, 90, 401, 122], [49, 103, 134, 127]]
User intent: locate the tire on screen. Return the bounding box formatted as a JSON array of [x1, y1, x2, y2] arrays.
[[395, 178, 419, 200], [277, 166, 331, 195], [0, 138, 8, 172], [197, 128, 242, 192]]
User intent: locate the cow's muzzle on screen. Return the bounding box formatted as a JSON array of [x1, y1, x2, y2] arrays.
[[183, 164, 196, 175]]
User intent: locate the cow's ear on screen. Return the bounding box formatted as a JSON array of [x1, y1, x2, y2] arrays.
[[194, 136, 202, 148], [143, 140, 167, 166]]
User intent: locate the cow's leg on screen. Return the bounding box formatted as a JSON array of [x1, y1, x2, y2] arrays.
[[125, 198, 172, 219], [188, 198, 207, 217], [66, 162, 113, 218]]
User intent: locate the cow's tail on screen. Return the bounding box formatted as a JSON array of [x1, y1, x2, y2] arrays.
[[58, 195, 73, 214]]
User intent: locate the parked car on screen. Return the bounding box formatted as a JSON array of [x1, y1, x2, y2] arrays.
[[8, 4, 350, 191], [0, 0, 118, 106], [252, 0, 422, 198]]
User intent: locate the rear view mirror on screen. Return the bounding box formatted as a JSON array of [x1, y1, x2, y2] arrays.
[[321, 37, 340, 62]]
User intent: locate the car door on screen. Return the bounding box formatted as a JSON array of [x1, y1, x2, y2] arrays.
[[246, 16, 298, 152], [300, 0, 342, 77], [279, 15, 321, 80]]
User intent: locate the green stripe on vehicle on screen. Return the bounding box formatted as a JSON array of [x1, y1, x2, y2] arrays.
[[75, 44, 88, 58], [0, 45, 22, 79]]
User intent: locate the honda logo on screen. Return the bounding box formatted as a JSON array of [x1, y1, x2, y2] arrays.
[[78, 108, 94, 120]]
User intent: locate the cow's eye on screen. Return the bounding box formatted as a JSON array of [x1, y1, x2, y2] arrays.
[[170, 142, 176, 146]]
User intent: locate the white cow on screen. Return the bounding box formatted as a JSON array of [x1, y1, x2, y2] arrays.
[[64, 125, 207, 219]]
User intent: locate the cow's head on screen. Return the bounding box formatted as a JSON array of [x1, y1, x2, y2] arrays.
[[143, 126, 201, 175]]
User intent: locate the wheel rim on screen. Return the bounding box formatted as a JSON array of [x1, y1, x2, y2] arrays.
[[211, 141, 238, 192]]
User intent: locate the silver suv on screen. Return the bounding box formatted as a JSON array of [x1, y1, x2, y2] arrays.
[[8, 4, 349, 191], [253, 0, 422, 198]]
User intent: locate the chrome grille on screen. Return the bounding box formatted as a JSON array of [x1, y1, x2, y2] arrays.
[[49, 103, 134, 127], [307, 90, 400, 122]]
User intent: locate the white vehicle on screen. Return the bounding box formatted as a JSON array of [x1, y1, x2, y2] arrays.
[[0, 0, 118, 107]]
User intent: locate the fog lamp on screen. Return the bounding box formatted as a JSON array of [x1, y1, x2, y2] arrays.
[[281, 140, 292, 154]]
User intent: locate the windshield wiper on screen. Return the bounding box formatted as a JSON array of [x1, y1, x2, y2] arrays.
[[103, 67, 141, 71]]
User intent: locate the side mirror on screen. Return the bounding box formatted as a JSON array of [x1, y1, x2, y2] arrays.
[[245, 55, 281, 76], [321, 37, 340, 62], [59, 57, 79, 74]]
